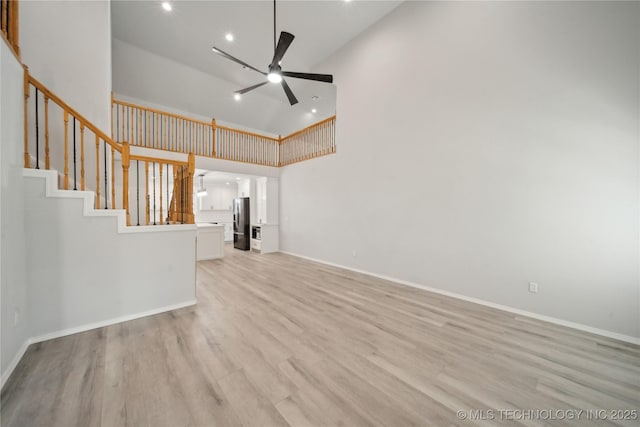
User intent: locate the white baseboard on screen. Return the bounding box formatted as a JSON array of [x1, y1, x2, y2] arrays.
[[0, 340, 30, 391], [279, 251, 640, 345], [29, 300, 197, 344], [1, 299, 196, 391]]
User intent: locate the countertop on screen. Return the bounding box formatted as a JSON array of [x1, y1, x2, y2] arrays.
[[197, 223, 225, 229]]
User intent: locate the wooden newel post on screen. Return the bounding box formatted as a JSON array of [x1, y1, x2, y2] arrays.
[[277, 135, 282, 167], [122, 141, 131, 226], [23, 66, 29, 167], [187, 152, 195, 224], [211, 118, 217, 158]]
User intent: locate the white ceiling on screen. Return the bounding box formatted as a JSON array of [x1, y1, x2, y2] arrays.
[[111, 1, 402, 133], [112, 1, 401, 90]]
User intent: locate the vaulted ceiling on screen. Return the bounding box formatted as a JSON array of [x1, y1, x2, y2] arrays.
[[111, 0, 402, 134]]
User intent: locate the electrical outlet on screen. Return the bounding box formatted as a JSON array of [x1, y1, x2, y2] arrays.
[[13, 309, 19, 326], [528, 282, 539, 293], [352, 250, 357, 257]]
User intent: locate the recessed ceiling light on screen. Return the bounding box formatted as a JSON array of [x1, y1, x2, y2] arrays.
[[225, 33, 234, 42], [311, 108, 317, 114], [235, 177, 241, 180], [226, 182, 230, 185], [234, 93, 241, 101], [311, 95, 319, 101], [161, 2, 172, 12]]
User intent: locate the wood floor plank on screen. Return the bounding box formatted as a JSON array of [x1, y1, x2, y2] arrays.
[[218, 370, 289, 427], [2, 245, 638, 426]]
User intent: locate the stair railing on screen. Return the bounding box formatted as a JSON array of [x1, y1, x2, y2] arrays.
[[23, 68, 195, 225]]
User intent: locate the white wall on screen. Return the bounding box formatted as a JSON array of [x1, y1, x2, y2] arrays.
[[279, 2, 640, 339], [24, 170, 196, 340], [20, 0, 112, 133], [0, 42, 29, 383]]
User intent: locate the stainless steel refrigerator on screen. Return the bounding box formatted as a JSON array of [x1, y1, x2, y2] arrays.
[[233, 197, 250, 250]]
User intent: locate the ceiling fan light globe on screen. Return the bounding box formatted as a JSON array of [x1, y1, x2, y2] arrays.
[[267, 72, 283, 83]]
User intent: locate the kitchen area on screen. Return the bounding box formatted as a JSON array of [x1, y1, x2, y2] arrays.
[[194, 170, 279, 260]]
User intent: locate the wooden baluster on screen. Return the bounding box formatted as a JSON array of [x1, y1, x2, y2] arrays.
[[157, 113, 161, 150], [121, 105, 125, 143], [80, 123, 85, 190], [1, 0, 7, 37], [23, 67, 29, 167], [146, 111, 150, 147], [138, 109, 142, 146], [332, 119, 335, 152], [44, 95, 50, 169], [63, 111, 69, 188], [211, 118, 216, 157], [95, 135, 100, 209], [172, 117, 175, 151], [130, 106, 134, 144], [159, 164, 164, 225], [111, 146, 116, 208], [164, 116, 168, 151], [122, 141, 130, 226], [7, 0, 19, 56], [145, 161, 150, 225], [110, 94, 114, 139]]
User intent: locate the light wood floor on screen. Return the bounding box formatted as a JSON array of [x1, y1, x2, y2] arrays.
[[2, 246, 639, 426]]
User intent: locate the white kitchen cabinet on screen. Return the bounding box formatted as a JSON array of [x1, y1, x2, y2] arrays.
[[223, 222, 233, 242], [251, 224, 278, 254], [196, 224, 225, 260], [200, 184, 235, 211]]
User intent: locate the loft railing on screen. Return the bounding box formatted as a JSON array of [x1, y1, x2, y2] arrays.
[[23, 68, 195, 226], [279, 116, 336, 166], [215, 125, 279, 167], [112, 99, 214, 158], [111, 98, 335, 167], [0, 0, 20, 58]]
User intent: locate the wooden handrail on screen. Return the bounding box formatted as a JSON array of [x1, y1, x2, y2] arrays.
[[281, 115, 336, 142], [28, 73, 120, 152]]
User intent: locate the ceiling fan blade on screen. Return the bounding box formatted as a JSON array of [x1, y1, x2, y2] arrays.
[[281, 79, 298, 105], [281, 71, 333, 83], [212, 46, 266, 75], [270, 32, 295, 68], [235, 81, 269, 95]]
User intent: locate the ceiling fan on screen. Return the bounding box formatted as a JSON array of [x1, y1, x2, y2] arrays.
[[211, 0, 333, 106]]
